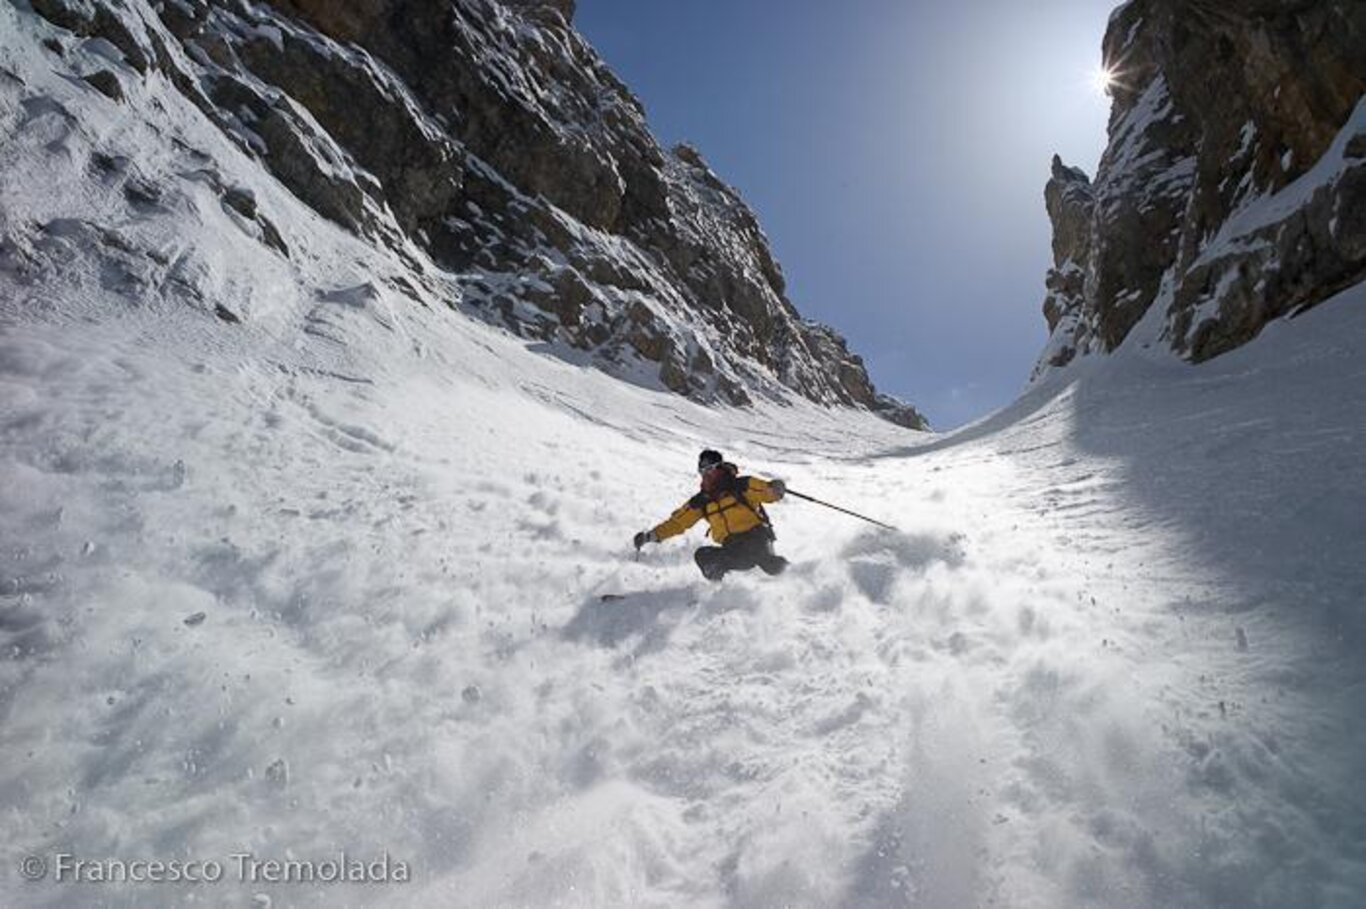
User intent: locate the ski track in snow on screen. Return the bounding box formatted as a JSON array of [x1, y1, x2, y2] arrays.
[[3, 8, 1366, 906]]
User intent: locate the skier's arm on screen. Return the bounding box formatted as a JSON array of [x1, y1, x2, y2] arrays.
[[743, 477, 785, 504], [652, 500, 705, 541]]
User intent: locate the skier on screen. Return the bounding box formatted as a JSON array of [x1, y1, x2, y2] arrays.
[[633, 449, 788, 581]]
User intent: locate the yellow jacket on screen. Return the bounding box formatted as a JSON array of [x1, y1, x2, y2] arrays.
[[652, 474, 781, 545]]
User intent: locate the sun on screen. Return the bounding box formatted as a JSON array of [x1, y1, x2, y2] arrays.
[[1091, 64, 1118, 96]]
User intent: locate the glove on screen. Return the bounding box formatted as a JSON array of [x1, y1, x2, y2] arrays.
[[633, 529, 657, 550], [769, 478, 786, 499]]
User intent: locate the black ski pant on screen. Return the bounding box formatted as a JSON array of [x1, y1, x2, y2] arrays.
[[694, 527, 788, 581]]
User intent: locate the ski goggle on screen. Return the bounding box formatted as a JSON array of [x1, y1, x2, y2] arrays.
[[698, 461, 723, 475]]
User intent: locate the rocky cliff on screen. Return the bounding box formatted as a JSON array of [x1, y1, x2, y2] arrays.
[[7, 0, 926, 428], [1036, 0, 1366, 375]]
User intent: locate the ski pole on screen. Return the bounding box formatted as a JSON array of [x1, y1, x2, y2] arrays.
[[786, 489, 898, 532]]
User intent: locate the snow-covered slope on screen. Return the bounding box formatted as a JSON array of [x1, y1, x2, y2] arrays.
[[7, 235, 1366, 907], [5, 2, 1366, 908]]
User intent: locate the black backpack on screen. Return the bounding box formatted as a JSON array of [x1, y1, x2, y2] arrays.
[[689, 468, 775, 541]]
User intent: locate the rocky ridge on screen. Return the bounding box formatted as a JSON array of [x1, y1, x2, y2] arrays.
[[7, 0, 926, 428], [1036, 0, 1366, 375]]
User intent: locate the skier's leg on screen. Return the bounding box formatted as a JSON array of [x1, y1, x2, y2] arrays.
[[760, 554, 789, 575], [723, 529, 772, 575], [694, 546, 728, 581], [748, 530, 786, 574]]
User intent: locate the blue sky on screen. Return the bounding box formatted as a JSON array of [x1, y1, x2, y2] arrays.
[[575, 1, 1118, 428]]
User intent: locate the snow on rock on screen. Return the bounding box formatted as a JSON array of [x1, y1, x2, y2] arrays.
[[2, 0, 926, 427], [1034, 1, 1366, 378]]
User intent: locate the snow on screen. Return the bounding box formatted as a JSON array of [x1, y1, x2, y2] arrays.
[[8, 267, 1366, 908], [1119, 14, 1143, 51], [1235, 119, 1257, 159], [1201, 95, 1366, 264], [4, 5, 1366, 909], [1186, 261, 1242, 327], [1105, 75, 1173, 175], [1095, 75, 1195, 214]]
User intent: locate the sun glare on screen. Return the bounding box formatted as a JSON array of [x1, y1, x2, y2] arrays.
[[1091, 64, 1117, 96]]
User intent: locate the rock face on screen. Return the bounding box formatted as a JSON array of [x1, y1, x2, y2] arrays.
[[19, 0, 926, 429], [1035, 0, 1366, 376]]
